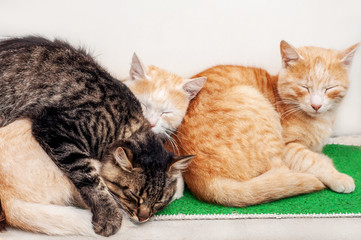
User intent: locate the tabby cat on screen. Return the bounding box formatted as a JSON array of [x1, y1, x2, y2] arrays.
[[173, 41, 358, 206], [0, 36, 192, 236], [0, 50, 203, 236]]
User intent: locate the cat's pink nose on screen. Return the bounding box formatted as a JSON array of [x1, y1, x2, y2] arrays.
[[311, 104, 322, 111], [150, 124, 155, 128]]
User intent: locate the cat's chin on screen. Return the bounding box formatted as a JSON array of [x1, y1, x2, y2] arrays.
[[305, 110, 328, 118], [128, 215, 151, 224], [151, 126, 163, 135], [299, 106, 328, 118], [151, 127, 172, 140]]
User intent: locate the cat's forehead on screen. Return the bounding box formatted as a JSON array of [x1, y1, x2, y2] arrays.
[[129, 66, 185, 95], [134, 88, 189, 111], [138, 91, 187, 110], [298, 46, 339, 61], [298, 47, 345, 71], [147, 66, 184, 86], [287, 47, 348, 83], [129, 169, 168, 198]]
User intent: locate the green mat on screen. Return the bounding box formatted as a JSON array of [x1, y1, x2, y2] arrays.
[[157, 144, 361, 217]]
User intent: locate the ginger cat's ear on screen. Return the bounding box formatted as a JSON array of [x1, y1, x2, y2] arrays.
[[183, 77, 207, 100], [168, 155, 195, 172], [339, 43, 360, 68], [114, 147, 133, 172], [280, 40, 302, 67], [130, 53, 148, 81]]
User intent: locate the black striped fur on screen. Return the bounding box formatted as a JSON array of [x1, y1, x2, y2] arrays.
[[0, 36, 190, 236]]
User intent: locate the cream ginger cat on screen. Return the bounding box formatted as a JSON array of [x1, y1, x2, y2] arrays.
[[174, 41, 358, 206], [124, 53, 206, 144]]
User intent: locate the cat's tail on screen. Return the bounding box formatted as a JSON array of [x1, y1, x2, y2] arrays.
[[2, 198, 135, 236], [0, 201, 6, 232], [187, 167, 325, 207]]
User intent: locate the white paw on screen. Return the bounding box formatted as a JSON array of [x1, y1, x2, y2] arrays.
[[327, 173, 355, 193], [170, 173, 185, 202]]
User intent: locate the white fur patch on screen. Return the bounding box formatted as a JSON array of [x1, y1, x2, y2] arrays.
[[171, 173, 185, 202], [314, 62, 330, 81], [311, 93, 323, 106]]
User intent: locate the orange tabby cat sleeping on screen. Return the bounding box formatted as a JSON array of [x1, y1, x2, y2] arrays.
[[173, 41, 358, 206]]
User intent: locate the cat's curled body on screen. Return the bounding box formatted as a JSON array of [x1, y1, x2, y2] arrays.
[[0, 119, 96, 235], [175, 41, 358, 206], [0, 37, 191, 236]]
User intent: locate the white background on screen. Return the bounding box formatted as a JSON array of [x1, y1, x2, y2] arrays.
[[1, 0, 360, 135]]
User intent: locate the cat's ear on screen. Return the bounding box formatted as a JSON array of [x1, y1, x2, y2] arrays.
[[130, 53, 148, 81], [168, 155, 195, 172], [114, 147, 133, 172], [339, 43, 360, 68], [183, 77, 207, 100], [280, 40, 302, 67]]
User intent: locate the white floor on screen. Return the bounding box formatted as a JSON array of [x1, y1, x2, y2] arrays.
[[2, 217, 361, 240], [1, 136, 360, 240]]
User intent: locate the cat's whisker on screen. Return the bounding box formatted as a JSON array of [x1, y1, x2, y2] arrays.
[[169, 138, 180, 155], [286, 109, 302, 119], [163, 131, 180, 155], [171, 130, 186, 140], [281, 107, 303, 119], [108, 190, 122, 206], [168, 132, 185, 153], [166, 128, 182, 141], [281, 108, 299, 117]]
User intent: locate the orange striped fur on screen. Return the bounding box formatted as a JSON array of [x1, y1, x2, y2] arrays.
[[173, 41, 359, 206]]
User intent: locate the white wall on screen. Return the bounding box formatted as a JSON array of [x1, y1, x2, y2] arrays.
[[1, 0, 360, 135]]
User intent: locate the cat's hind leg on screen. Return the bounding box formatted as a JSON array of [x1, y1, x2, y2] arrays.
[[187, 166, 325, 207], [32, 108, 123, 236], [2, 198, 135, 236], [0, 201, 6, 232], [283, 142, 355, 193], [2, 198, 96, 236]]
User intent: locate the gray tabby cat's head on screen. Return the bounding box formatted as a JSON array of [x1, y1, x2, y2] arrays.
[[101, 133, 193, 223]]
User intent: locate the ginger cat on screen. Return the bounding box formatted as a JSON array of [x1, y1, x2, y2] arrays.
[[123, 53, 206, 144], [174, 41, 358, 206]]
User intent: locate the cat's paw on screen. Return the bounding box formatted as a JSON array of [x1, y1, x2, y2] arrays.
[[326, 173, 355, 194], [92, 207, 123, 237]]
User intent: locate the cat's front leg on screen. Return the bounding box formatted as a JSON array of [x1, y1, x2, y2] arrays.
[[32, 135, 123, 235], [31, 111, 125, 236], [60, 158, 123, 236], [283, 142, 355, 193]]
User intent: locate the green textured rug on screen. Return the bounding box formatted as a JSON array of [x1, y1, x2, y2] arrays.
[[156, 144, 361, 218]]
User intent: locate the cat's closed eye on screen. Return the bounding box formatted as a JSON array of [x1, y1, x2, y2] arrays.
[[300, 85, 310, 92], [153, 201, 166, 211], [161, 111, 172, 116], [127, 191, 139, 201], [324, 85, 338, 92]]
